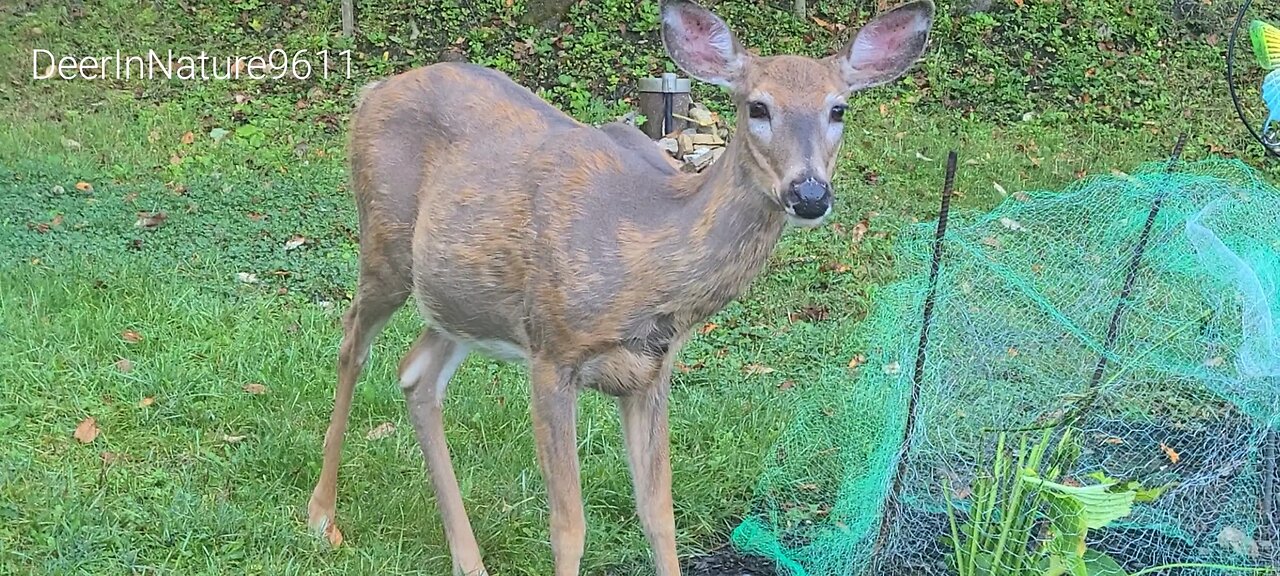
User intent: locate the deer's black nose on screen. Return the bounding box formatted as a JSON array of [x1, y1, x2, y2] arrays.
[[784, 177, 832, 220]]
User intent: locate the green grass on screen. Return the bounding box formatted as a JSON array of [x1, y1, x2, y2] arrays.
[[3, 0, 1280, 574]]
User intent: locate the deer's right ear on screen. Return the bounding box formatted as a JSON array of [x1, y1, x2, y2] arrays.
[[660, 0, 747, 89]]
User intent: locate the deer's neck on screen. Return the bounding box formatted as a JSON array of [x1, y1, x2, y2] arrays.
[[665, 138, 787, 321]]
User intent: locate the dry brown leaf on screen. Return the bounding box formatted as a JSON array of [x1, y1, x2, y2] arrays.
[[742, 363, 775, 376], [811, 15, 835, 31], [135, 211, 168, 229], [1007, 347, 1020, 358], [75, 181, 93, 193], [169, 154, 182, 166], [366, 422, 397, 440], [243, 382, 268, 395], [180, 131, 195, 145], [121, 329, 142, 344], [778, 380, 795, 391], [139, 396, 155, 408], [115, 358, 133, 373], [284, 235, 307, 250], [848, 354, 866, 369], [1102, 437, 1123, 445], [953, 484, 972, 499], [325, 523, 344, 547], [73, 417, 99, 443], [879, 103, 888, 117], [852, 219, 870, 245], [1160, 442, 1180, 464], [699, 322, 717, 335]]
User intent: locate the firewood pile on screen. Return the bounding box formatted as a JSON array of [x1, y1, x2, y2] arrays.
[[656, 102, 729, 173]]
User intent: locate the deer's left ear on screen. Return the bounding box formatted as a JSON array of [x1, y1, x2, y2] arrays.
[[834, 0, 935, 92]]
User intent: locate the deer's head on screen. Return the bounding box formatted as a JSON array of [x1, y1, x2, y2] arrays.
[[660, 0, 935, 227]]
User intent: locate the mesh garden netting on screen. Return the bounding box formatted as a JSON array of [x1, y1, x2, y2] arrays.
[[730, 155, 1280, 576]]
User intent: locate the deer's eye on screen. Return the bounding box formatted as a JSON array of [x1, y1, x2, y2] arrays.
[[829, 105, 847, 123], [748, 101, 770, 120]]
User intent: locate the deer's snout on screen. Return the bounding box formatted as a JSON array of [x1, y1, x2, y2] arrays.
[[783, 177, 833, 222]]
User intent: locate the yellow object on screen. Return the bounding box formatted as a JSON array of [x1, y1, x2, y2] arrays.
[[1251, 20, 1280, 69]]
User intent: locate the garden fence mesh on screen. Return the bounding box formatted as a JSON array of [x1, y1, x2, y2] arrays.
[[731, 156, 1280, 576]]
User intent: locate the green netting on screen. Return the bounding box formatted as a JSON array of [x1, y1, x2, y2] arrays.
[[731, 157, 1280, 575]]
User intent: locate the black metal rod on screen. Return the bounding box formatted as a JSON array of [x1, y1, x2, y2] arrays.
[[663, 91, 675, 136], [875, 150, 958, 555], [1069, 133, 1188, 427]]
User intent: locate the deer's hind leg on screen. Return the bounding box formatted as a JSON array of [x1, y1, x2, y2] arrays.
[[308, 255, 410, 544], [399, 329, 488, 576]]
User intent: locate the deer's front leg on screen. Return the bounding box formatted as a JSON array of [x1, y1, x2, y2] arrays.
[[618, 379, 681, 576], [529, 359, 586, 576]]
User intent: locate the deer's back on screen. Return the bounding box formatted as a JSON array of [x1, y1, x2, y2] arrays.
[[348, 61, 743, 370]]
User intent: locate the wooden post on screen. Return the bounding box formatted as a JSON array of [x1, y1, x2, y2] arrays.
[[341, 0, 354, 37]]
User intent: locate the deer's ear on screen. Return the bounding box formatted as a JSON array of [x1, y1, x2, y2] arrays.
[[835, 0, 935, 92], [660, 0, 748, 89]]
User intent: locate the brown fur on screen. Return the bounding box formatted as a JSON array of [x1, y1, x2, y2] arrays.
[[308, 1, 935, 574]]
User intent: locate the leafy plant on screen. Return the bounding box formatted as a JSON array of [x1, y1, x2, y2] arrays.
[[944, 427, 1264, 576]]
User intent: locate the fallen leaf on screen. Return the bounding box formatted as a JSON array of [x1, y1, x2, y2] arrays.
[[284, 235, 307, 250], [676, 360, 704, 373], [852, 219, 870, 244], [1007, 347, 1020, 358], [73, 417, 99, 443], [848, 354, 866, 369], [993, 182, 1008, 196], [134, 211, 168, 229], [75, 181, 93, 193], [247, 211, 265, 221], [1102, 436, 1123, 445], [139, 396, 155, 407], [699, 322, 717, 335], [121, 329, 142, 344], [325, 523, 344, 547], [811, 15, 835, 31], [879, 103, 889, 117], [789, 305, 829, 323], [115, 358, 133, 373], [778, 380, 795, 391], [953, 484, 972, 499], [169, 154, 182, 166], [237, 272, 259, 284], [820, 261, 852, 274], [180, 131, 194, 145], [223, 434, 247, 444], [366, 422, 396, 440], [1159, 442, 1180, 464], [915, 151, 934, 162], [243, 382, 269, 395], [742, 363, 775, 376]]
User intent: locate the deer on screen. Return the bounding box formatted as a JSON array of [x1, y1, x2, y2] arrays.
[[306, 0, 935, 574]]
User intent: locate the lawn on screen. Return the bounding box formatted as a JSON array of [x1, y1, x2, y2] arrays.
[[2, 0, 1279, 574]]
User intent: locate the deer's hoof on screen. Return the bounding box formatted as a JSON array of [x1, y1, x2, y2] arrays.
[[307, 497, 343, 547]]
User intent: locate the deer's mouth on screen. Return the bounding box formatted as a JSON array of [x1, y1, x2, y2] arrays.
[[784, 203, 833, 228]]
